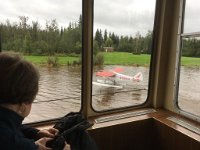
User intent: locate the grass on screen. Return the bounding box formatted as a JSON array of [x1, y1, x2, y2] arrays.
[[23, 52, 200, 67], [103, 52, 150, 66], [24, 55, 79, 66], [103, 52, 200, 67], [181, 56, 200, 67]]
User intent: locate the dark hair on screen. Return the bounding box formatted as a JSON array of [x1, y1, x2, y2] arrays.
[[0, 53, 39, 104]]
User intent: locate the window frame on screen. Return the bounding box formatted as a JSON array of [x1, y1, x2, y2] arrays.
[[174, 0, 200, 122], [81, 0, 159, 116]]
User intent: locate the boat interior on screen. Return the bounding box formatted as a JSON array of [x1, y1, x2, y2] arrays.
[[1, 0, 199, 149], [34, 1, 200, 149]]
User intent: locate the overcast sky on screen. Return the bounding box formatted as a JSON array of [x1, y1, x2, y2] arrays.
[[184, 0, 200, 33], [0, 0, 199, 36]]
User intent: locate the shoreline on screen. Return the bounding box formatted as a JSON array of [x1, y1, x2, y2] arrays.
[[20, 52, 200, 68]]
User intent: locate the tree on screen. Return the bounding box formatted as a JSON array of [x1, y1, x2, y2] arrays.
[[105, 38, 113, 47], [143, 30, 153, 54], [133, 31, 143, 54], [118, 36, 133, 52], [182, 38, 200, 57], [110, 32, 119, 50], [23, 33, 32, 54], [19, 16, 29, 30], [104, 29, 108, 43], [75, 41, 82, 54], [45, 19, 59, 55], [93, 40, 100, 55], [31, 21, 40, 42], [32, 40, 48, 55], [95, 29, 103, 49]]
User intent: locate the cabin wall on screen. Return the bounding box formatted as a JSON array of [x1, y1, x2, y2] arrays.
[[89, 118, 200, 150], [154, 120, 200, 150], [89, 118, 160, 150]]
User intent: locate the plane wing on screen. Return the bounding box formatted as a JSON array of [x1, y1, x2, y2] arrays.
[[111, 67, 124, 73], [96, 67, 124, 77], [96, 71, 115, 77]]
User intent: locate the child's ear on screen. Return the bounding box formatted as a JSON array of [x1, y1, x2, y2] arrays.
[[18, 103, 26, 115], [18, 103, 32, 117]]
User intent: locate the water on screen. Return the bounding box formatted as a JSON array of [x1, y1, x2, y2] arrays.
[[178, 67, 200, 116], [24, 66, 200, 123], [92, 66, 149, 110], [25, 66, 82, 123]]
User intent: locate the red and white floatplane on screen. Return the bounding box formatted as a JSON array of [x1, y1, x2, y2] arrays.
[[92, 67, 143, 88]]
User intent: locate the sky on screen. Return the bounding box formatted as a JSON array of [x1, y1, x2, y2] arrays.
[[0, 0, 199, 36], [184, 0, 200, 33], [0, 0, 82, 29]]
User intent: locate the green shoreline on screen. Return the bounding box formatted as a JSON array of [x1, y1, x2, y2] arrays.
[[24, 52, 200, 67]]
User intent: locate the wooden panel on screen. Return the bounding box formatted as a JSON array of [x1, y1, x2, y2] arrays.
[[89, 118, 160, 150], [88, 111, 200, 150], [154, 120, 200, 150], [33, 109, 200, 150]]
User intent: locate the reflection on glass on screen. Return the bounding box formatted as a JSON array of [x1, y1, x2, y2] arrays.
[[0, 0, 82, 123]]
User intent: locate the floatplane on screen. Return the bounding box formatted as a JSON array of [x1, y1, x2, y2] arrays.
[[92, 67, 143, 88]]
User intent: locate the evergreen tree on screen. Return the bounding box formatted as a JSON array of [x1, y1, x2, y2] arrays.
[[95, 29, 103, 49], [105, 38, 113, 47], [104, 29, 108, 43]]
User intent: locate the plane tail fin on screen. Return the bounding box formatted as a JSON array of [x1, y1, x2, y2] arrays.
[[133, 72, 143, 82]]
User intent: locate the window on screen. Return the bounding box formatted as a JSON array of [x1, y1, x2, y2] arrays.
[[92, 0, 156, 111], [0, 0, 82, 123], [177, 0, 200, 116]]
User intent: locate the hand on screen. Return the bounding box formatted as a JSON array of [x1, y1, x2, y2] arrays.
[[63, 142, 71, 150], [35, 137, 53, 150], [37, 128, 59, 138]]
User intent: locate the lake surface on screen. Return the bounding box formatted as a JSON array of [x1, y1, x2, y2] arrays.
[[24, 66, 200, 123], [178, 67, 200, 116]]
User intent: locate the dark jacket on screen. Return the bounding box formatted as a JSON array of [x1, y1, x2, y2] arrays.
[[47, 112, 98, 150], [0, 106, 39, 150]]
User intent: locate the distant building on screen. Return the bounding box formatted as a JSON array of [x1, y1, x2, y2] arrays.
[[103, 47, 114, 52]]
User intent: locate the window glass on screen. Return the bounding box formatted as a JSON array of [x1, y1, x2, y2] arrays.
[[178, 0, 200, 116], [0, 0, 82, 123], [92, 0, 156, 111], [183, 0, 200, 33]]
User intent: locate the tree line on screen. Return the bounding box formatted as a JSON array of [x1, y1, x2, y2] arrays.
[[0, 15, 153, 55], [182, 38, 200, 57], [94, 29, 153, 55], [0, 16, 82, 55], [0, 15, 199, 57]]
